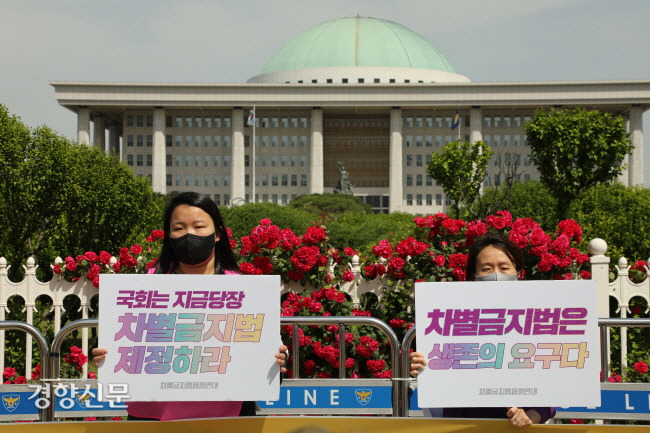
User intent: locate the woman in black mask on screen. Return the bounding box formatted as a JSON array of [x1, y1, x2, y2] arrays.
[[409, 234, 555, 426], [93, 192, 287, 420]]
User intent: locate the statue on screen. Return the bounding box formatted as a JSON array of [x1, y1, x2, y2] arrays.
[[333, 161, 354, 194]]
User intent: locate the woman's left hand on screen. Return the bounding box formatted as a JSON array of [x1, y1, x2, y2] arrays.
[[276, 345, 289, 373], [506, 407, 539, 427]]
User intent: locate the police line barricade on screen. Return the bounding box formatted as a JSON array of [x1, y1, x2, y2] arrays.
[[554, 318, 650, 422], [273, 316, 402, 416], [48, 319, 126, 420], [0, 321, 51, 422], [401, 318, 650, 421]]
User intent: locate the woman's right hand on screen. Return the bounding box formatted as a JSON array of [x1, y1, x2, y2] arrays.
[[410, 351, 426, 377], [91, 348, 108, 368]]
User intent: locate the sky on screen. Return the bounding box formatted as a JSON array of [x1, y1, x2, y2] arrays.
[[2, 0, 650, 184]]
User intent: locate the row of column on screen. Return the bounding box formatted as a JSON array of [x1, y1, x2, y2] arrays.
[[75, 104, 645, 209], [76, 107, 120, 153]]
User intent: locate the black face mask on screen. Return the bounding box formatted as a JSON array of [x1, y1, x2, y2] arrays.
[[170, 232, 216, 265]]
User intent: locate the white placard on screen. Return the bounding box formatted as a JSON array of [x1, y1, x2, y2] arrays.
[[415, 280, 600, 408], [98, 274, 281, 401]]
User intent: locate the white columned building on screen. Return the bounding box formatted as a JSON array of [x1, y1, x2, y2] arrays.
[[52, 16, 649, 212]]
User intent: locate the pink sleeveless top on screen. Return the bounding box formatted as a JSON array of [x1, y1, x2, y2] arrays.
[[127, 268, 243, 420]]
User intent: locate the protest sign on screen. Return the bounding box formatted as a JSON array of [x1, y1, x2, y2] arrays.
[[415, 280, 600, 408], [98, 274, 281, 402]]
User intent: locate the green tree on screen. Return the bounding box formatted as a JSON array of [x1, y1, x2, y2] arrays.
[[221, 202, 313, 238], [0, 104, 163, 280], [426, 140, 492, 218], [569, 183, 650, 260], [525, 108, 633, 220], [289, 193, 372, 215]]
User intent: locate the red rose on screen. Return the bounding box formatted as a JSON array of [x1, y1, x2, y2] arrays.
[[302, 226, 326, 245], [580, 270, 591, 280], [317, 371, 332, 378], [291, 246, 321, 272], [65, 261, 77, 272], [389, 318, 406, 329], [252, 256, 274, 274], [344, 247, 359, 256], [239, 262, 256, 275], [84, 251, 99, 262], [345, 358, 355, 369], [287, 270, 304, 281], [131, 244, 143, 255], [260, 218, 272, 226], [366, 359, 386, 372], [355, 345, 371, 358], [88, 372, 97, 379], [53, 264, 62, 274], [441, 218, 466, 235], [608, 373, 622, 382], [341, 270, 355, 282], [3, 367, 16, 379], [433, 255, 446, 267], [13, 376, 27, 384], [372, 240, 393, 259], [569, 419, 584, 424], [634, 361, 648, 374], [99, 251, 112, 264]]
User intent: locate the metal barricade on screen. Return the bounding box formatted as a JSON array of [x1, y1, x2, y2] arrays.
[[400, 318, 650, 421], [259, 316, 403, 416], [0, 321, 50, 422], [49, 319, 126, 420]]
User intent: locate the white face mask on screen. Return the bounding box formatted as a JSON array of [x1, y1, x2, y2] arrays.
[[474, 272, 518, 282]]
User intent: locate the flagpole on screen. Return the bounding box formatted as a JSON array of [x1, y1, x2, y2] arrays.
[[252, 104, 256, 204]]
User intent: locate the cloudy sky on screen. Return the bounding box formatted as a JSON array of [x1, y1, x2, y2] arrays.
[[2, 0, 650, 183]]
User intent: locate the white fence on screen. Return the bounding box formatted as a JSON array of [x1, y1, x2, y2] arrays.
[[0, 238, 647, 379]]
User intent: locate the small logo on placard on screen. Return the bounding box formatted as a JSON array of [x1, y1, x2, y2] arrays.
[[355, 389, 372, 406], [2, 395, 20, 412]]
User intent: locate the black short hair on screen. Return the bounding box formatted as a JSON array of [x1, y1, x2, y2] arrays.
[[156, 191, 239, 274], [466, 233, 524, 281]]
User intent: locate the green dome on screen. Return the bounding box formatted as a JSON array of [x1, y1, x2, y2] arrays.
[[260, 17, 457, 75]]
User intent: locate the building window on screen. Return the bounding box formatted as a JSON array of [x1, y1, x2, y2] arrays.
[[262, 175, 268, 186], [484, 116, 491, 128], [185, 117, 192, 128], [205, 117, 212, 128], [127, 115, 134, 127], [406, 155, 413, 166], [213, 155, 220, 166], [146, 154, 152, 166], [146, 115, 153, 127], [166, 154, 172, 167], [195, 155, 201, 167], [445, 195, 452, 206], [175, 135, 182, 147], [301, 174, 307, 186], [494, 116, 501, 128], [436, 194, 442, 206], [204, 136, 212, 146], [405, 135, 412, 147], [426, 175, 432, 186], [504, 116, 511, 127], [136, 154, 143, 166], [185, 135, 192, 147], [224, 117, 231, 128], [416, 155, 423, 166], [165, 174, 171, 186], [272, 175, 278, 186], [406, 194, 413, 206], [185, 174, 191, 186], [126, 154, 133, 166], [342, 78, 348, 83], [224, 175, 230, 187], [281, 117, 289, 128], [435, 116, 442, 128], [175, 155, 182, 167], [175, 116, 182, 128], [245, 155, 250, 167], [136, 115, 143, 127], [137, 135, 143, 147], [127, 135, 134, 147], [185, 155, 191, 167], [224, 155, 230, 167], [291, 174, 297, 186], [301, 155, 307, 167], [272, 156, 278, 167], [426, 135, 432, 147], [175, 174, 182, 187], [514, 116, 521, 127], [205, 155, 211, 167], [426, 194, 432, 206], [406, 174, 413, 186], [146, 135, 152, 147], [416, 194, 423, 206], [416, 174, 423, 186], [281, 174, 288, 186], [165, 135, 172, 147]]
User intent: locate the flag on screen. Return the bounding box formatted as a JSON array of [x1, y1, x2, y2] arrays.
[[247, 108, 256, 127], [451, 109, 461, 130]]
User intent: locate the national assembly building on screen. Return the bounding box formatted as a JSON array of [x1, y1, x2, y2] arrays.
[[51, 17, 649, 214]]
